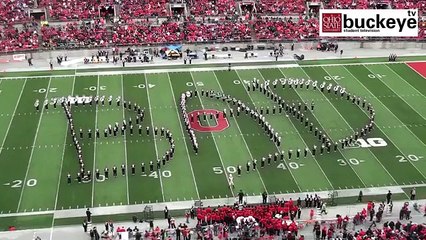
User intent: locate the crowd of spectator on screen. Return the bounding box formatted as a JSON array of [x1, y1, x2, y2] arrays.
[[188, 0, 238, 16], [254, 17, 319, 40], [41, 20, 109, 48], [81, 198, 426, 240], [196, 200, 302, 238], [0, 0, 32, 23], [311, 201, 425, 240], [111, 21, 183, 45], [256, 0, 306, 15], [184, 21, 251, 42], [0, 0, 425, 53], [0, 24, 39, 52], [120, 0, 170, 21], [3, 0, 426, 20]]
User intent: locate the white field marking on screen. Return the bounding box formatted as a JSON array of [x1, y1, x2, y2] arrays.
[[0, 75, 77, 80], [367, 65, 426, 121], [292, 67, 367, 188], [238, 70, 304, 192], [404, 61, 426, 80], [0, 79, 25, 157], [0, 58, 423, 81], [17, 78, 51, 212], [91, 75, 100, 207], [341, 66, 426, 179], [384, 64, 426, 102], [144, 73, 165, 202], [320, 66, 398, 185], [213, 71, 270, 194], [255, 69, 334, 190], [50, 76, 76, 240], [74, 65, 300, 76], [189, 72, 235, 197], [165, 73, 200, 200], [120, 74, 130, 205]]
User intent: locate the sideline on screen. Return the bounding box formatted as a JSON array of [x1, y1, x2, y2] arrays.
[[0, 183, 424, 219]]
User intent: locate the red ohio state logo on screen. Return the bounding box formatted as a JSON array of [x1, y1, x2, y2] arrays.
[[322, 13, 342, 33], [189, 109, 229, 132]]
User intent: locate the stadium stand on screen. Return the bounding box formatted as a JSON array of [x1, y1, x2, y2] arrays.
[[0, 0, 32, 23], [0, 24, 39, 52], [0, 0, 425, 52], [256, 0, 306, 15], [183, 21, 252, 42], [188, 0, 238, 16], [254, 17, 319, 40], [112, 21, 183, 45], [41, 21, 109, 48], [120, 0, 170, 19], [38, 0, 103, 20]]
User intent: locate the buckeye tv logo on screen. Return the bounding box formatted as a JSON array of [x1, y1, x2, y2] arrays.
[[320, 9, 419, 37]]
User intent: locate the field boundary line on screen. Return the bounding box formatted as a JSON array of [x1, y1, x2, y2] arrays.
[[384, 64, 426, 101], [255, 69, 334, 190], [144, 73, 166, 202], [0, 75, 77, 80], [1, 181, 424, 219], [341, 66, 426, 180], [0, 61, 418, 81], [291, 67, 367, 188], [404, 62, 426, 79], [50, 76, 76, 240], [320, 66, 399, 186], [17, 77, 51, 212], [91, 75, 100, 207], [166, 73, 200, 200], [120, 74, 130, 205], [234, 70, 302, 192], [189, 72, 236, 197]]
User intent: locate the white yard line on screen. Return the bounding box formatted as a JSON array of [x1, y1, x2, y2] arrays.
[[0, 79, 25, 156], [17, 77, 51, 212], [234, 70, 303, 192], [294, 67, 367, 188], [144, 73, 166, 202], [341, 67, 426, 180], [255, 69, 334, 190], [165, 73, 200, 200], [91, 75, 100, 207], [384, 64, 426, 101], [189, 72, 235, 197], [120, 74, 130, 205], [214, 71, 270, 193], [365, 65, 426, 121], [320, 66, 398, 186], [49, 76, 76, 240]]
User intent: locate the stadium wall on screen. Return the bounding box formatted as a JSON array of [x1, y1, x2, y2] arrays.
[[1, 41, 426, 63]]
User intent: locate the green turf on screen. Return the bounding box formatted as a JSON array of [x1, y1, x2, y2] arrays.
[[0, 59, 425, 227], [402, 186, 426, 200]]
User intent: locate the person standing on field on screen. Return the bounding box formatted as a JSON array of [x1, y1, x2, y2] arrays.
[[410, 187, 416, 200], [86, 208, 92, 222], [386, 190, 392, 204]]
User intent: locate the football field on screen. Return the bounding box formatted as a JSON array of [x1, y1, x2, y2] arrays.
[[0, 59, 426, 224]]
